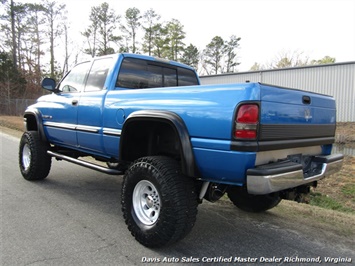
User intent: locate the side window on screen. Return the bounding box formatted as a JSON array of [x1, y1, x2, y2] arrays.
[[178, 67, 199, 86], [85, 58, 112, 92], [116, 57, 198, 89], [147, 64, 163, 88], [58, 62, 91, 93], [116, 58, 151, 89], [164, 67, 177, 87]]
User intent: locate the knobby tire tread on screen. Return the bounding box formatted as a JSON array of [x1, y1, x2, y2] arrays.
[[121, 156, 198, 247], [19, 131, 51, 181]]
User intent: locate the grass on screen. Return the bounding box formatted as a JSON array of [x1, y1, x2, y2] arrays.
[[310, 155, 355, 214], [341, 184, 355, 197], [309, 192, 355, 214]]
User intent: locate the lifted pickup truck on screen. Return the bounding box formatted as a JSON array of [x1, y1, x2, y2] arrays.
[[19, 53, 343, 247]]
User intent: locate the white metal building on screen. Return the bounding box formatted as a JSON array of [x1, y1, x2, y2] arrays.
[[200, 62, 355, 122]]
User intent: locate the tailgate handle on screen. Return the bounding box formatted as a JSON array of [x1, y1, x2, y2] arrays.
[[302, 96, 311, 104]]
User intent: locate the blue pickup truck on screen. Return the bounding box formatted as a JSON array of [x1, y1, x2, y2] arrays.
[[19, 53, 343, 247]]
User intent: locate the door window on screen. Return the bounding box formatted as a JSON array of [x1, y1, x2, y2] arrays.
[[58, 61, 91, 93], [85, 58, 113, 92]]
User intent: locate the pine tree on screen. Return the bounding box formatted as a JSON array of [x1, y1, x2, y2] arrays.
[[180, 44, 199, 70], [142, 9, 161, 56], [121, 7, 142, 53], [204, 36, 224, 74], [82, 2, 121, 57]]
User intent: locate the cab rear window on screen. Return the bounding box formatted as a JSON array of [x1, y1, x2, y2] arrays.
[[116, 58, 198, 89]]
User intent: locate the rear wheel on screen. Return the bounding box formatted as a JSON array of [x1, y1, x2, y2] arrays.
[[227, 186, 281, 213], [19, 131, 52, 181], [121, 156, 198, 247]]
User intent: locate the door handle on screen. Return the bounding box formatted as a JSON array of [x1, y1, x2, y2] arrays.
[[72, 99, 78, 105]]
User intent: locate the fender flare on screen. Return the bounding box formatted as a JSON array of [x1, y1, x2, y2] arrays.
[[120, 110, 199, 178], [24, 108, 48, 142]]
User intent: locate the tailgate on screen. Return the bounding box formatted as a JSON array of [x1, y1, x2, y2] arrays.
[[259, 83, 336, 143]]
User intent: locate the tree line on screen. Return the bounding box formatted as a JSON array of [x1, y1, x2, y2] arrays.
[[250, 51, 336, 71], [0, 0, 243, 103], [0, 0, 336, 109]]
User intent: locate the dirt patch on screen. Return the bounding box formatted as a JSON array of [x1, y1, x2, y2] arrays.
[[0, 116, 24, 132], [271, 200, 355, 247], [336, 122, 355, 144]]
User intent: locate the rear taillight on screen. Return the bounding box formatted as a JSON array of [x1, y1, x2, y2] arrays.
[[234, 104, 259, 139]]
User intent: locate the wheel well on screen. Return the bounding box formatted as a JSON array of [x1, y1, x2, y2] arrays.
[[121, 120, 181, 163], [24, 114, 38, 131], [120, 111, 199, 178], [24, 112, 47, 142]]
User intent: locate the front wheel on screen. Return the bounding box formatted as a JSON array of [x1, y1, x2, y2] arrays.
[[19, 131, 52, 181], [227, 186, 281, 213], [121, 156, 198, 248]]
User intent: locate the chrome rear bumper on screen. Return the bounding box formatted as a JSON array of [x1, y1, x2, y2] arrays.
[[247, 154, 344, 195]]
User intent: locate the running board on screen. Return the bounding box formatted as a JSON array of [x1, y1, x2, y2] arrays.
[[47, 150, 123, 175]]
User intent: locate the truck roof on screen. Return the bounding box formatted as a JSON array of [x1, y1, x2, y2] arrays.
[[121, 53, 196, 71]]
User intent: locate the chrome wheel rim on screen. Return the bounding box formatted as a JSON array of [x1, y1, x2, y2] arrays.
[[133, 180, 161, 225], [22, 144, 31, 171]]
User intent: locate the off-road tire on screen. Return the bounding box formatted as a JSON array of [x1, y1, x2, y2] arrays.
[[227, 186, 281, 213], [121, 156, 198, 248], [19, 131, 52, 181]]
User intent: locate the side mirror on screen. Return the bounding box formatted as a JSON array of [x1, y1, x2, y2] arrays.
[[41, 78, 57, 92]]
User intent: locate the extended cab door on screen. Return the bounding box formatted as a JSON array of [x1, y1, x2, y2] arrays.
[[76, 57, 113, 153], [43, 61, 91, 147]]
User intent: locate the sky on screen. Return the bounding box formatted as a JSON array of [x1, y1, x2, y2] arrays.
[[24, 0, 355, 71]]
